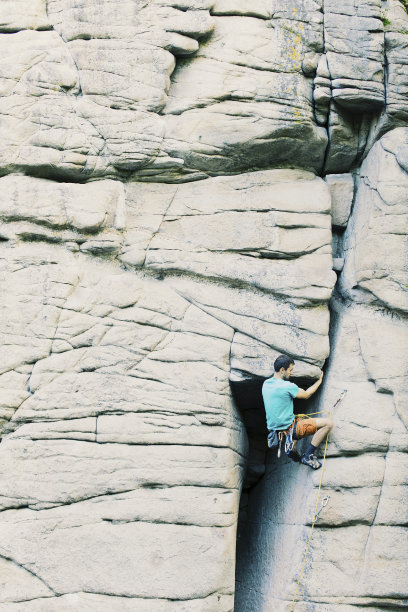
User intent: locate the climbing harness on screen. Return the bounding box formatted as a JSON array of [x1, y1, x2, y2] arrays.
[[277, 431, 283, 458], [285, 421, 295, 455], [268, 390, 348, 459], [267, 419, 295, 457], [268, 412, 323, 458], [267, 423, 294, 457], [289, 389, 347, 612]]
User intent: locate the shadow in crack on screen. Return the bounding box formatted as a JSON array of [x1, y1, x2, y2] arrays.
[[231, 372, 322, 611], [230, 374, 267, 490], [230, 373, 317, 489]]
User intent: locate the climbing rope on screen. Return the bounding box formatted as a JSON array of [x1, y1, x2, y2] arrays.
[[289, 390, 347, 612], [296, 410, 330, 418], [289, 429, 330, 612]]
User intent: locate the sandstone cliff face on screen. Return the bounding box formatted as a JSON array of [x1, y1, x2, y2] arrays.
[[0, 1, 407, 611], [235, 128, 408, 611]]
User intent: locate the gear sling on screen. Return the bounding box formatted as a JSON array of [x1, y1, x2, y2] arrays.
[[267, 392, 347, 458], [267, 418, 295, 457]]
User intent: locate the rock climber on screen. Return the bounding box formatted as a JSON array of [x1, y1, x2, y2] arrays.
[[262, 354, 333, 469]]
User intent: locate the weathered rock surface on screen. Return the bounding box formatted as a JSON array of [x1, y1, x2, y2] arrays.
[[325, 173, 354, 228], [0, 166, 335, 608], [341, 128, 408, 314], [0, 242, 243, 608], [1, 0, 407, 182], [163, 5, 327, 175], [0, 2, 407, 611], [318, 0, 385, 113], [235, 128, 408, 611], [0, 1, 215, 180]]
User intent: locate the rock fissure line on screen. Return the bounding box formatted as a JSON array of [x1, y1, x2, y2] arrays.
[[0, 4, 407, 609], [0, 553, 57, 595]]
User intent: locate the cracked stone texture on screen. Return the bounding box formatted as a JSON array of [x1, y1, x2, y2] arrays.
[[0, 242, 243, 608], [0, 1, 407, 611], [341, 127, 408, 315], [0, 1, 215, 180], [0, 168, 334, 609], [1, 0, 407, 181], [314, 0, 385, 117], [324, 173, 354, 228], [235, 128, 408, 612]]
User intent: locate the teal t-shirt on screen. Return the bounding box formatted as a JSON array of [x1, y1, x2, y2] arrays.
[[262, 377, 299, 431]]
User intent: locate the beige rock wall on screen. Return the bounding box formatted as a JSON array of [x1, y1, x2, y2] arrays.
[[0, 169, 334, 609], [235, 128, 408, 612], [0, 0, 407, 610]]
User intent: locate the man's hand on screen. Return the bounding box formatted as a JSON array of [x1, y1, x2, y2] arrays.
[[296, 370, 324, 400]]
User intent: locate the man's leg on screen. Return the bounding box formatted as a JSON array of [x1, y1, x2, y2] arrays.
[[286, 439, 301, 462], [310, 417, 333, 448], [298, 417, 333, 469], [285, 422, 301, 462]]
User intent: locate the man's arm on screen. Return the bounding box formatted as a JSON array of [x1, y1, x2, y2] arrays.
[[296, 371, 323, 399]]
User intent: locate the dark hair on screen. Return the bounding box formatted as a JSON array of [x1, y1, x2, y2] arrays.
[[274, 354, 294, 372]]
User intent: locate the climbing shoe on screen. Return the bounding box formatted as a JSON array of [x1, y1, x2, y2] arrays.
[[300, 453, 322, 470], [286, 449, 301, 463]]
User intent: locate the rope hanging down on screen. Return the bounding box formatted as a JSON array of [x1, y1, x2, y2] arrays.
[[289, 389, 347, 612]]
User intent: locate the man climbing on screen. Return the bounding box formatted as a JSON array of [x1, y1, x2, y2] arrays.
[[262, 354, 333, 469]]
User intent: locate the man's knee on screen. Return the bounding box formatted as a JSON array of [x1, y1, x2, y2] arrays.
[[318, 418, 333, 431]]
